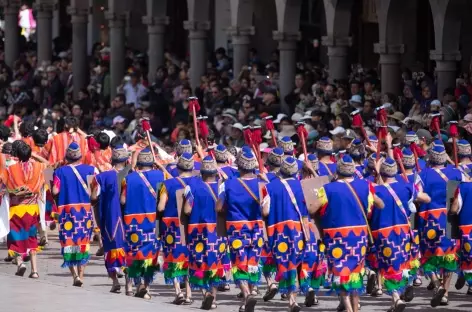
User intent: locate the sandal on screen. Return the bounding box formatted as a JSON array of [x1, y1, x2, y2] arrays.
[[430, 286, 446, 307], [440, 296, 449, 306], [336, 301, 346, 312], [39, 237, 47, 247], [263, 283, 279, 302], [73, 276, 83, 287], [371, 287, 383, 297], [135, 285, 150, 299], [28, 272, 39, 279], [467, 286, 472, 295], [3, 255, 13, 262], [201, 293, 215, 310], [211, 303, 217, 309], [304, 289, 316, 307], [49, 222, 56, 230], [289, 303, 301, 312], [110, 284, 121, 293], [173, 293, 185, 305], [426, 280, 436, 291], [237, 292, 244, 299], [413, 277, 422, 287], [244, 295, 257, 312], [217, 283, 230, 292], [125, 290, 134, 296], [95, 247, 104, 257], [281, 293, 288, 301], [183, 297, 194, 305], [15, 263, 27, 277], [393, 299, 406, 312]]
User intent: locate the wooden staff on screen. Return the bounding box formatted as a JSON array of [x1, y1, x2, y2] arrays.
[[141, 118, 171, 177], [393, 145, 409, 182], [449, 121, 459, 168]]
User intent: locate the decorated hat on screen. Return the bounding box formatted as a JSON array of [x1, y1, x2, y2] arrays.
[[236, 151, 257, 171], [280, 156, 299, 177], [177, 152, 194, 171], [405, 131, 418, 144], [137, 148, 154, 167], [380, 157, 398, 177], [278, 136, 294, 155], [307, 154, 319, 171], [200, 155, 218, 175], [401, 148, 416, 169], [228, 145, 238, 157], [367, 153, 381, 170], [349, 138, 365, 160], [316, 136, 334, 155], [66, 142, 82, 161], [267, 147, 284, 167], [432, 139, 444, 148], [457, 139, 471, 158], [214, 144, 229, 163], [176, 139, 192, 156], [241, 145, 252, 154], [336, 155, 356, 177], [429, 145, 447, 165], [111, 144, 130, 163]]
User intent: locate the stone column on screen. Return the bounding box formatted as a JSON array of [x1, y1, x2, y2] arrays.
[[273, 31, 300, 115], [142, 16, 169, 83], [322, 36, 352, 83], [4, 0, 21, 67], [106, 11, 126, 98], [68, 6, 89, 100], [36, 2, 54, 64], [227, 26, 254, 76], [52, 0, 60, 39], [430, 51, 461, 100], [374, 43, 404, 95], [184, 21, 211, 90]]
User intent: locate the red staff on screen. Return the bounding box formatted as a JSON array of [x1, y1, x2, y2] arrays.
[[449, 120, 459, 168], [375, 105, 388, 161], [350, 109, 371, 147], [409, 142, 421, 172], [197, 115, 209, 147], [188, 97, 201, 146], [429, 113, 442, 140], [296, 122, 309, 160], [393, 144, 409, 182], [243, 126, 264, 173], [263, 116, 278, 147], [252, 125, 263, 165]]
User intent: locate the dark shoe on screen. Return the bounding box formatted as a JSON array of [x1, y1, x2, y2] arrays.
[[366, 273, 376, 295], [427, 280, 436, 291], [15, 264, 26, 277], [336, 301, 346, 312], [394, 299, 406, 312], [95, 247, 104, 257], [455, 274, 466, 290], [28, 272, 39, 279], [173, 293, 185, 305], [244, 296, 257, 312], [110, 284, 121, 293], [403, 285, 414, 302], [304, 289, 316, 307], [263, 283, 278, 302], [371, 287, 383, 297], [413, 277, 422, 287], [201, 293, 215, 310], [289, 304, 301, 312], [280, 293, 288, 301], [73, 276, 83, 287], [430, 287, 446, 307], [467, 286, 472, 295], [3, 255, 13, 262]]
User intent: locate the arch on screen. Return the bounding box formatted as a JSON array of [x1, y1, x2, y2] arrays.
[[376, 0, 409, 45], [230, 0, 254, 27], [324, 0, 354, 38], [275, 0, 302, 34], [429, 0, 464, 53], [187, 0, 211, 22]]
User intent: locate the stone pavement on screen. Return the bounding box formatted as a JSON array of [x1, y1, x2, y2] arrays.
[[1, 233, 471, 312]]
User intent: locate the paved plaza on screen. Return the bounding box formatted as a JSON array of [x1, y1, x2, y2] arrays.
[[0, 232, 471, 312]]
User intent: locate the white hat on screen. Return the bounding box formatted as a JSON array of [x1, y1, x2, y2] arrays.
[[231, 123, 244, 131], [329, 126, 345, 135], [274, 113, 288, 124], [253, 119, 263, 126], [102, 130, 116, 141], [222, 108, 237, 116], [264, 130, 277, 140], [100, 47, 111, 54], [259, 142, 269, 152], [349, 95, 362, 105], [300, 115, 311, 121], [291, 113, 303, 122], [305, 110, 312, 116], [58, 51, 68, 59], [112, 116, 126, 127], [431, 99, 441, 106]]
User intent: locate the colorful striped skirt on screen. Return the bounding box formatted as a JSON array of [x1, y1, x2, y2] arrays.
[[7, 204, 40, 259]]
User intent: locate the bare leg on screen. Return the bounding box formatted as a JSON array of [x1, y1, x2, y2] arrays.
[[185, 279, 192, 299], [288, 291, 298, 307], [443, 272, 453, 296], [69, 265, 77, 279], [340, 291, 354, 312], [77, 265, 85, 280], [174, 277, 182, 295], [351, 294, 359, 312], [29, 250, 38, 274]]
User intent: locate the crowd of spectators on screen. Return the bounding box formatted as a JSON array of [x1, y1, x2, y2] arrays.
[[1, 35, 472, 154]]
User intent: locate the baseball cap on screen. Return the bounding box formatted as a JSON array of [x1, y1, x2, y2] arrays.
[[431, 99, 441, 106], [329, 126, 345, 136], [349, 95, 362, 105], [291, 113, 303, 123], [112, 116, 126, 127], [342, 129, 357, 140], [231, 123, 244, 131], [274, 113, 288, 124]]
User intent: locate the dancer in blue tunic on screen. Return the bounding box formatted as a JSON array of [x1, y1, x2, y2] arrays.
[[372, 158, 430, 311], [91, 144, 129, 293], [457, 140, 472, 178], [121, 148, 163, 299], [183, 156, 225, 310], [52, 142, 97, 287], [265, 147, 284, 182], [167, 139, 201, 177], [349, 139, 366, 179], [419, 145, 465, 306], [158, 152, 195, 304], [216, 151, 263, 312], [215, 144, 238, 180]]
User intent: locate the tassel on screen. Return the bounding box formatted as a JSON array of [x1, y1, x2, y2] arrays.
[[197, 116, 209, 140], [188, 97, 201, 114], [252, 126, 263, 146], [141, 118, 152, 132], [429, 113, 442, 139], [87, 136, 101, 153], [243, 126, 254, 146], [264, 116, 274, 131], [351, 110, 363, 128], [449, 120, 459, 168]]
